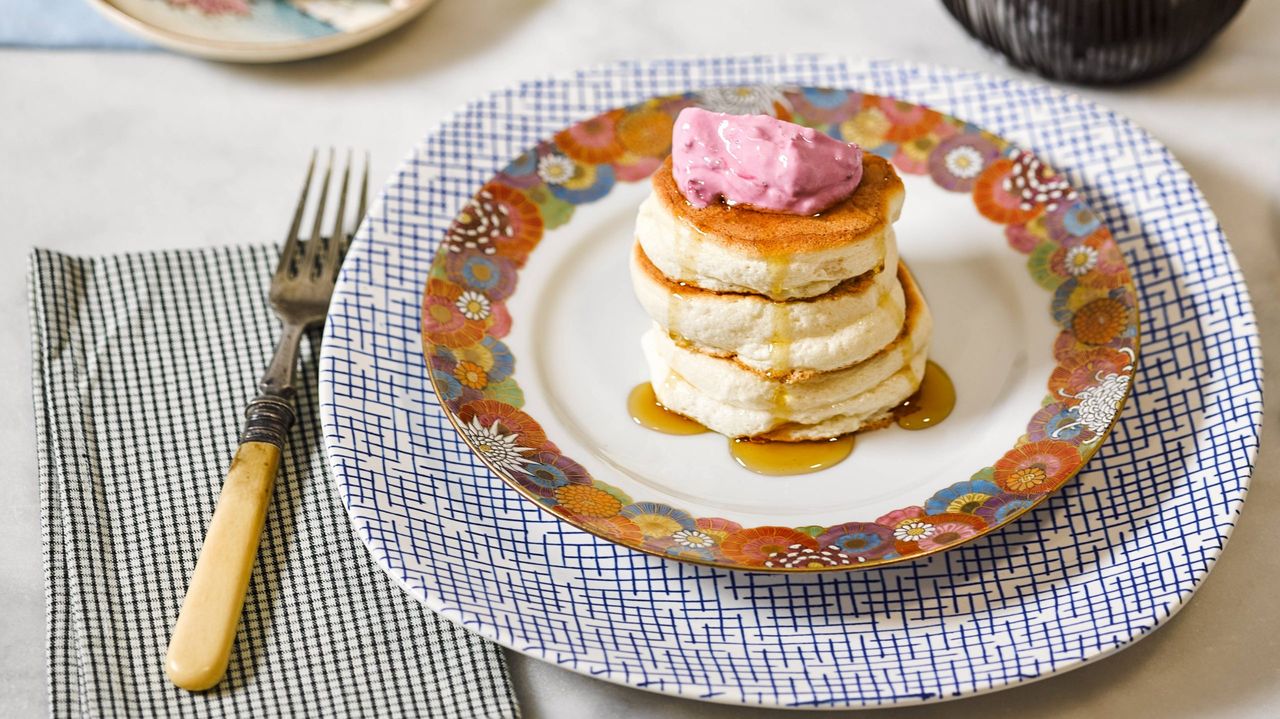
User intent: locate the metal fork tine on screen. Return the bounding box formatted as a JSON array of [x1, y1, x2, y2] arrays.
[[274, 150, 316, 279], [356, 151, 369, 228], [301, 148, 334, 277], [323, 150, 352, 279], [342, 151, 370, 261], [336, 152, 369, 268]]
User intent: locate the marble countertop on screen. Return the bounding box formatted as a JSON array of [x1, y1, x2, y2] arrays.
[[2, 1, 1278, 716]]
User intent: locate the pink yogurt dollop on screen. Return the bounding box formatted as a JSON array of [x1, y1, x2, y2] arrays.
[[671, 107, 863, 215]]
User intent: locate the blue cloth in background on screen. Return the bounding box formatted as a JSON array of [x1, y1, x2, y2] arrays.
[[1, 1, 151, 48]]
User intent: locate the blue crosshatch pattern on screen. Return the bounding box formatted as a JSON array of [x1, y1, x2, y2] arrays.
[[318, 57, 1262, 708]]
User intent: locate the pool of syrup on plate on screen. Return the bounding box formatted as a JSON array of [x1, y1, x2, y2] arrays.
[[627, 360, 954, 476], [627, 382, 708, 435], [895, 360, 955, 430]]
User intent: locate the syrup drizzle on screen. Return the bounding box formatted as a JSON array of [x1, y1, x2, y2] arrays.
[[627, 382, 708, 435], [627, 358, 953, 475], [895, 361, 955, 430], [729, 435, 856, 476]]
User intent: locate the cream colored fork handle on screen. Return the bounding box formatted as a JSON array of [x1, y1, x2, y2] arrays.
[[165, 441, 281, 691]]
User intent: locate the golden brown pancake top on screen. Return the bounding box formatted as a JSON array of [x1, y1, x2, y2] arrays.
[[652, 153, 904, 257]]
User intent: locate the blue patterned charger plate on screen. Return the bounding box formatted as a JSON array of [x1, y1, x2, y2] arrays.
[[319, 57, 1261, 708]]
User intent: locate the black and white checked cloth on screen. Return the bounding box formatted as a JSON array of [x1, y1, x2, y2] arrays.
[[28, 246, 519, 718]]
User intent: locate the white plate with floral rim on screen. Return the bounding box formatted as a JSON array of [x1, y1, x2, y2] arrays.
[[411, 82, 1138, 572]]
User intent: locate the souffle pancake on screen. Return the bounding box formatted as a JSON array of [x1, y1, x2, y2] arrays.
[[631, 107, 933, 443]]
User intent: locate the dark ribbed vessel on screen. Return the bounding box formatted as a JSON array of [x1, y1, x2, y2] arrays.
[[942, 0, 1247, 84]]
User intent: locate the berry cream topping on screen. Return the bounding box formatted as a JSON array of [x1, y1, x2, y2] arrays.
[[672, 107, 863, 215]]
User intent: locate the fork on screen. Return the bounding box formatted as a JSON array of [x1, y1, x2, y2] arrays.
[[165, 150, 369, 692]]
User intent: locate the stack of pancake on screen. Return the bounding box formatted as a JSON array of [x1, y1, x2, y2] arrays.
[[631, 153, 932, 441]]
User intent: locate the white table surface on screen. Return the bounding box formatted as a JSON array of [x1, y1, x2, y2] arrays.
[[3, 1, 1278, 716]]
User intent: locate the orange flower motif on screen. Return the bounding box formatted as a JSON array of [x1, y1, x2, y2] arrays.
[[838, 106, 891, 148], [894, 512, 986, 557], [875, 98, 941, 142], [891, 135, 939, 175], [578, 514, 644, 544], [631, 514, 683, 538], [555, 109, 625, 164], [555, 484, 621, 517], [923, 512, 987, 531], [443, 183, 544, 266], [618, 502, 694, 538], [451, 341, 495, 372], [695, 517, 743, 543], [876, 506, 925, 527], [457, 399, 547, 450], [994, 440, 1082, 495], [1051, 243, 1098, 278], [453, 360, 488, 389], [1043, 230, 1129, 294], [423, 278, 491, 348], [973, 159, 1043, 225], [487, 299, 513, 339], [721, 526, 818, 567], [1053, 330, 1087, 363], [916, 521, 980, 552], [616, 107, 674, 157], [1073, 297, 1130, 345], [610, 153, 664, 182], [1048, 347, 1133, 397]]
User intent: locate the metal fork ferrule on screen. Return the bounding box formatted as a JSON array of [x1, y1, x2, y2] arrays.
[[240, 392, 297, 447]]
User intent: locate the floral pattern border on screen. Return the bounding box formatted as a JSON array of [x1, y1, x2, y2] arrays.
[[420, 86, 1140, 572]]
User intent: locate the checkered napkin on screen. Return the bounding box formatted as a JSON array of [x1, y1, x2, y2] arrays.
[[28, 246, 519, 718]]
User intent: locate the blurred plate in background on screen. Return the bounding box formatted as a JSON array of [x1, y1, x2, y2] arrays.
[[89, 0, 436, 62]]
